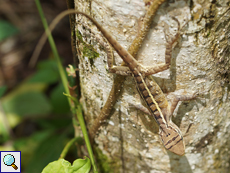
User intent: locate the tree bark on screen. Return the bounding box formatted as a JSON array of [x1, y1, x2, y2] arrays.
[[74, 0, 230, 172]]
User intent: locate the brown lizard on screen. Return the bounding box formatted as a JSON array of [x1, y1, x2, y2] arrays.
[[29, 0, 168, 144], [75, 12, 198, 156], [33, 7, 196, 155], [88, 0, 167, 140]]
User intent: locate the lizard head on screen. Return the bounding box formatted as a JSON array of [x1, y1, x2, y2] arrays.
[[159, 126, 185, 156]]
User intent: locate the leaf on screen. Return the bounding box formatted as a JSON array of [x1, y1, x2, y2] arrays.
[[27, 68, 59, 84], [0, 85, 7, 98], [37, 59, 58, 70], [24, 131, 68, 173], [50, 83, 70, 114], [42, 159, 67, 173], [14, 130, 54, 168], [71, 157, 91, 173], [37, 118, 72, 130], [2, 91, 52, 117], [0, 20, 18, 41], [28, 59, 60, 84], [0, 111, 10, 143], [42, 157, 91, 173]]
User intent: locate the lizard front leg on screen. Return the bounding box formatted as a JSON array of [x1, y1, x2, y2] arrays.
[[105, 17, 181, 77], [102, 17, 181, 78], [167, 93, 198, 120]]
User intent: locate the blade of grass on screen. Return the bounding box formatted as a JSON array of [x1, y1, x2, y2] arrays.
[[35, 1, 98, 172], [35, 0, 70, 104]]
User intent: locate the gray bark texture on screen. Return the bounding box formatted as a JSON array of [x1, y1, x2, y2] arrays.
[[74, 0, 230, 172]]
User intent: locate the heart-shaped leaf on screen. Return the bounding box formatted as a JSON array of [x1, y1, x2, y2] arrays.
[[42, 157, 91, 173]]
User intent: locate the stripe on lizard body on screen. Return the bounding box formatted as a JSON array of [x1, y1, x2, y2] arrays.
[[137, 73, 167, 124]]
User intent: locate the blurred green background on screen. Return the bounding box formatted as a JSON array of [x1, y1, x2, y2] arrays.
[[0, 0, 79, 172]]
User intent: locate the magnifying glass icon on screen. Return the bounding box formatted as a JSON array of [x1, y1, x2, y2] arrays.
[[3, 154, 18, 170]]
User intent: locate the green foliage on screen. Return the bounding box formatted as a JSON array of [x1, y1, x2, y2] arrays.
[[35, 0, 98, 169], [28, 59, 59, 84], [28, 68, 59, 84], [14, 130, 54, 170], [0, 85, 7, 98], [1, 1, 98, 172], [0, 59, 74, 172], [42, 157, 91, 173], [25, 130, 71, 173], [0, 59, 70, 132], [0, 20, 18, 41], [50, 83, 70, 114], [2, 91, 52, 117]]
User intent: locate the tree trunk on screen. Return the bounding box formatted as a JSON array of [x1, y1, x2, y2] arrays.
[[74, 0, 230, 172]]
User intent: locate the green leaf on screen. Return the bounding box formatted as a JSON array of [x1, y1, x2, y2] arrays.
[[27, 68, 59, 84], [25, 131, 68, 173], [71, 157, 91, 172], [37, 118, 72, 130], [0, 85, 7, 98], [42, 159, 67, 173], [50, 83, 70, 114], [37, 59, 58, 70], [42, 157, 91, 173], [0, 110, 10, 143], [2, 91, 52, 117], [14, 130, 54, 168], [0, 20, 18, 41], [27, 59, 60, 84]]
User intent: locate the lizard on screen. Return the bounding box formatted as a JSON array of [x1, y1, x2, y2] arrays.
[[29, 0, 168, 143], [30, 4, 196, 155], [75, 12, 198, 156], [88, 0, 167, 140]]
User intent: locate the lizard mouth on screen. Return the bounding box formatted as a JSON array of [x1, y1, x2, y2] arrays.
[[166, 137, 185, 156]]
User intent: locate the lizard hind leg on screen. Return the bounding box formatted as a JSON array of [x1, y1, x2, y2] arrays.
[[164, 17, 180, 66], [140, 17, 181, 77], [168, 93, 198, 119]]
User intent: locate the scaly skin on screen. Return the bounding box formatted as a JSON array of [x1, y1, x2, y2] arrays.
[[88, 0, 167, 141]]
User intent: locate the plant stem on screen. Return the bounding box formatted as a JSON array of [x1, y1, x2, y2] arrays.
[[59, 137, 83, 159], [35, 1, 98, 172], [35, 0, 71, 107]]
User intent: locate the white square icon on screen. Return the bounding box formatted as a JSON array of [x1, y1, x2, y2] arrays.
[[0, 151, 21, 173]]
